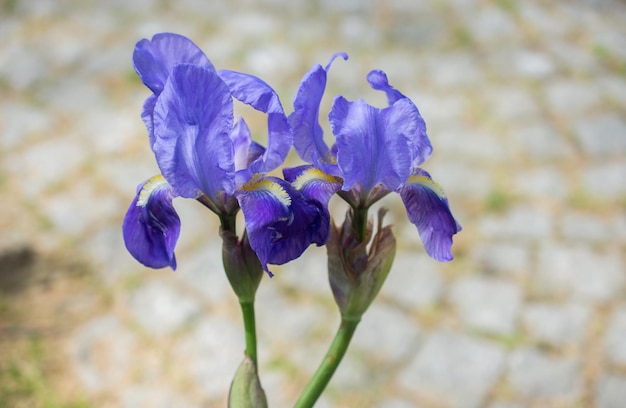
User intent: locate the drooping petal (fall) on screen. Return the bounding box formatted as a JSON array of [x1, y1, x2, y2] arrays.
[[289, 53, 347, 166], [397, 169, 461, 262], [218, 70, 292, 175], [236, 176, 330, 275], [122, 175, 180, 269], [152, 64, 235, 206], [330, 96, 422, 193], [133, 33, 215, 95]]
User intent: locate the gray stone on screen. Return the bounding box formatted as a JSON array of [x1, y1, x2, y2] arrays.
[[512, 167, 570, 201], [480, 86, 540, 122], [43, 180, 121, 237], [596, 374, 626, 408], [121, 386, 195, 408], [4, 137, 87, 198], [573, 114, 626, 157], [598, 75, 626, 109], [127, 279, 201, 336], [518, 2, 569, 37], [603, 305, 626, 366], [435, 126, 509, 162], [581, 162, 626, 200], [508, 122, 575, 160], [536, 244, 624, 303], [427, 161, 492, 199], [243, 43, 299, 78], [256, 286, 332, 348], [377, 399, 420, 408], [69, 315, 136, 391], [479, 206, 553, 242], [488, 403, 524, 408], [522, 302, 591, 346], [560, 212, 611, 243], [507, 348, 582, 401], [278, 244, 332, 296], [78, 109, 144, 155], [175, 238, 231, 303], [0, 43, 48, 91], [470, 243, 531, 276], [464, 6, 519, 44], [546, 39, 604, 74], [505, 49, 556, 79], [448, 276, 522, 336], [544, 80, 602, 116], [399, 331, 505, 408], [175, 316, 244, 399], [382, 253, 444, 308], [352, 302, 421, 363], [0, 104, 51, 149], [426, 52, 483, 87]]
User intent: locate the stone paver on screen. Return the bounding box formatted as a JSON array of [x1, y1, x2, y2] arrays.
[[1, 0, 625, 407]]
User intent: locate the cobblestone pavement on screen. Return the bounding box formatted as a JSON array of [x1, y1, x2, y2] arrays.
[[1, 0, 625, 407]]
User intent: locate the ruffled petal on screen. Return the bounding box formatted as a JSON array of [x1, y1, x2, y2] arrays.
[[141, 94, 158, 148], [283, 165, 342, 207], [132, 33, 214, 95], [397, 169, 461, 262], [237, 176, 330, 275], [330, 96, 422, 193], [218, 70, 292, 174], [152, 64, 235, 205], [367, 69, 432, 167], [289, 53, 347, 165], [366, 69, 407, 105], [231, 117, 265, 187], [122, 175, 180, 269]]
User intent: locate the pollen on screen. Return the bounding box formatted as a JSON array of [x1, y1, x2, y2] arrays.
[[137, 174, 168, 207], [293, 168, 338, 190]]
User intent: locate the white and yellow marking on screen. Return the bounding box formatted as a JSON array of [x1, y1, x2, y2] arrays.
[[137, 174, 169, 207], [242, 174, 291, 207], [407, 174, 446, 198], [292, 168, 339, 190]]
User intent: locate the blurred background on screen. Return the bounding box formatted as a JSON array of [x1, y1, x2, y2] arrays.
[[1, 0, 625, 407]]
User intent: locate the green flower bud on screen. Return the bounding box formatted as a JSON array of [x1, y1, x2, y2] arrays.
[[327, 208, 396, 320], [228, 355, 268, 408], [221, 228, 264, 303]]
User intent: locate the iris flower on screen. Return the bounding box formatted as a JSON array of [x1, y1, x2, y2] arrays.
[[122, 33, 330, 275], [288, 54, 461, 261]]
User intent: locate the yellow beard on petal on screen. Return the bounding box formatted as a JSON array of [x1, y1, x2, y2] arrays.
[[137, 174, 168, 207], [292, 168, 339, 190], [407, 174, 446, 199], [242, 175, 292, 207]]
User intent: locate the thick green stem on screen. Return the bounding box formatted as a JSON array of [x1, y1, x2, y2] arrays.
[[240, 300, 259, 368], [294, 318, 360, 408], [352, 206, 369, 243]]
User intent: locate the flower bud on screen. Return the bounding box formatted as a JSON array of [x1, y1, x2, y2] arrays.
[[327, 208, 396, 320], [221, 228, 264, 303], [228, 355, 268, 408]]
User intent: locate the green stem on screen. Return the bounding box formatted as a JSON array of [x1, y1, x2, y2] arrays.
[[352, 206, 368, 243], [240, 300, 258, 367], [294, 317, 360, 408]]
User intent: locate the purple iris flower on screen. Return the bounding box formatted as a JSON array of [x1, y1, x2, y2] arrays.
[[288, 54, 461, 262], [122, 33, 329, 275]]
